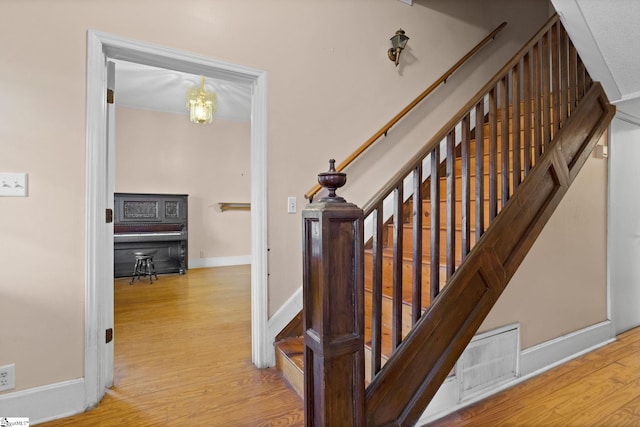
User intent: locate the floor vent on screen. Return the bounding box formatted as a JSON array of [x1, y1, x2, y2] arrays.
[[457, 323, 520, 401]]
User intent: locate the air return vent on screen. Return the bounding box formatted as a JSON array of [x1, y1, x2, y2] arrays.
[[457, 323, 520, 401]]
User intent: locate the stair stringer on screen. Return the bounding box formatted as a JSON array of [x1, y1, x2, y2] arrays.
[[364, 82, 615, 427]]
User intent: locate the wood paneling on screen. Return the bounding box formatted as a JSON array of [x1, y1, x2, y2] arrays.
[[40, 266, 303, 427]]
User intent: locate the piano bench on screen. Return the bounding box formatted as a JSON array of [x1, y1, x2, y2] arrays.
[[130, 250, 159, 284]]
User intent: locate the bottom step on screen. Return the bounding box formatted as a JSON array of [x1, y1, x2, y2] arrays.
[[275, 336, 304, 397], [276, 335, 390, 398]]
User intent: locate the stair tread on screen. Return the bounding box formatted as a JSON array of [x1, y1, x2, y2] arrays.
[[365, 246, 462, 263]]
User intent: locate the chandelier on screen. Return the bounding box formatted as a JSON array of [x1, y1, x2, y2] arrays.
[[186, 76, 217, 124]]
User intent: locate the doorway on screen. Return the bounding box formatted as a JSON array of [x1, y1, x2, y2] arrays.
[[85, 30, 269, 407]]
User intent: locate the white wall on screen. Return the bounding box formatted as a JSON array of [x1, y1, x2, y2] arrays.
[[609, 116, 640, 334]]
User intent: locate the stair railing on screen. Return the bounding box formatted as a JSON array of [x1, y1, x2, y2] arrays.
[[361, 14, 590, 385], [303, 13, 613, 426], [362, 13, 609, 426], [304, 22, 507, 203]]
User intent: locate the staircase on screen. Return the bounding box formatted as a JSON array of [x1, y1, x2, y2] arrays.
[[275, 14, 615, 426]]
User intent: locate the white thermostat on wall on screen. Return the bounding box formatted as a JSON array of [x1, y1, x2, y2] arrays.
[[0, 172, 28, 197]]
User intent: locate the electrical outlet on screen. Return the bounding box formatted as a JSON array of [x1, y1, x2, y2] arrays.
[[0, 363, 15, 392], [287, 196, 297, 214]]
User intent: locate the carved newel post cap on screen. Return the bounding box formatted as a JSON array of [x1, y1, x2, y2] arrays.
[[317, 159, 347, 202]]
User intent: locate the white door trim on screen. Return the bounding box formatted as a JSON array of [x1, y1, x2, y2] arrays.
[[85, 30, 269, 407]]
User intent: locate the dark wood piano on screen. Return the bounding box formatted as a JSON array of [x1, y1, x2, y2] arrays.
[[114, 193, 188, 277]]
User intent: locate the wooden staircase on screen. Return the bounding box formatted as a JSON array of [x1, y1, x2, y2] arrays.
[[276, 100, 547, 392], [276, 14, 615, 426]]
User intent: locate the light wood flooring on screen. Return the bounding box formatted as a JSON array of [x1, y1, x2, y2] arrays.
[[40, 266, 303, 426], [37, 265, 640, 426], [427, 326, 640, 427]]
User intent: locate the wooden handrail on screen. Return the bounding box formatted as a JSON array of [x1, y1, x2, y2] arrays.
[[362, 14, 560, 214], [304, 21, 507, 202], [218, 202, 250, 212]]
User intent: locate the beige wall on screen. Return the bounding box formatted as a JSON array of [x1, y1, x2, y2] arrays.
[[0, 0, 590, 396], [115, 107, 251, 260], [481, 132, 609, 348]]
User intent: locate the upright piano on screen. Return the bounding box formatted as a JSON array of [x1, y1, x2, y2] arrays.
[[113, 193, 188, 277]]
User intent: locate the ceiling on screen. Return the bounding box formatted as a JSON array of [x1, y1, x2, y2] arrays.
[[113, 59, 252, 122], [552, 0, 640, 120]]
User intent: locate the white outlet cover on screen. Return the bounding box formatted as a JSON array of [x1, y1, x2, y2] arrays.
[[0, 172, 28, 197], [0, 363, 15, 391]]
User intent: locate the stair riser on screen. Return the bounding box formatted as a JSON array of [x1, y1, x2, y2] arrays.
[[385, 226, 478, 260], [364, 253, 447, 301], [405, 199, 497, 230]]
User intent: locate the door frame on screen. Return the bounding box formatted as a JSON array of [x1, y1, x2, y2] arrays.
[[85, 30, 269, 406]]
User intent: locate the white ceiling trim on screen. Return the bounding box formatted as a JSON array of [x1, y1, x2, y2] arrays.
[[553, 0, 622, 102], [552, 0, 640, 121]]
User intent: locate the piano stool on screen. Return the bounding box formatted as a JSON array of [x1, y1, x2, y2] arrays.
[[130, 250, 159, 284]]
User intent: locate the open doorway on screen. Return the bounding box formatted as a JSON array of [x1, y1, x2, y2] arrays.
[[85, 30, 269, 407], [112, 60, 252, 271]]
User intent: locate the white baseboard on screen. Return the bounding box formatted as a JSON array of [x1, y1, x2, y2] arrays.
[[417, 320, 614, 425], [0, 378, 86, 425], [188, 255, 251, 269]]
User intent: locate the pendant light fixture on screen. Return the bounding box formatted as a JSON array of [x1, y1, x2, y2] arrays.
[[186, 76, 217, 124]]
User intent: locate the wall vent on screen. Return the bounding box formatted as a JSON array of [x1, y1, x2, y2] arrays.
[[457, 323, 520, 401]]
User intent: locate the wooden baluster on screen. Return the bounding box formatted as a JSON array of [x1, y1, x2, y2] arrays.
[[512, 63, 521, 191], [533, 40, 543, 162], [542, 30, 552, 151], [461, 114, 471, 260], [488, 87, 499, 223], [523, 50, 532, 176], [577, 58, 586, 102], [371, 203, 384, 377], [412, 165, 423, 324], [430, 146, 441, 304], [475, 100, 485, 238], [551, 22, 560, 139], [569, 43, 578, 114], [446, 131, 456, 280], [499, 76, 510, 206], [559, 23, 569, 127], [302, 161, 364, 426], [392, 185, 403, 350]]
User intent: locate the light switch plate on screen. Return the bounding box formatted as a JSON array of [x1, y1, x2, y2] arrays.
[[0, 173, 28, 197], [287, 196, 297, 214]]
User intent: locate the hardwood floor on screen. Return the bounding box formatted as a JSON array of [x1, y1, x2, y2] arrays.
[[427, 326, 640, 427], [40, 266, 303, 427], [34, 265, 640, 426]]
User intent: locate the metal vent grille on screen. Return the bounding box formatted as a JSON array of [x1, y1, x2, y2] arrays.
[[457, 324, 520, 401]]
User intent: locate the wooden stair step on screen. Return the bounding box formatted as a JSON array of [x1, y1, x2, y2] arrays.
[[385, 224, 478, 260], [364, 249, 449, 302], [275, 336, 304, 397]]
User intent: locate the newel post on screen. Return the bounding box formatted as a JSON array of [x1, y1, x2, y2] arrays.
[[302, 160, 365, 426]]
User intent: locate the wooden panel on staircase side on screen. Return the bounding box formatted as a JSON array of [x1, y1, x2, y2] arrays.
[[364, 83, 615, 427]]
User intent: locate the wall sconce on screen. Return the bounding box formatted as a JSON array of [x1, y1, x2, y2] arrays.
[[388, 29, 409, 67], [186, 76, 217, 124]]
